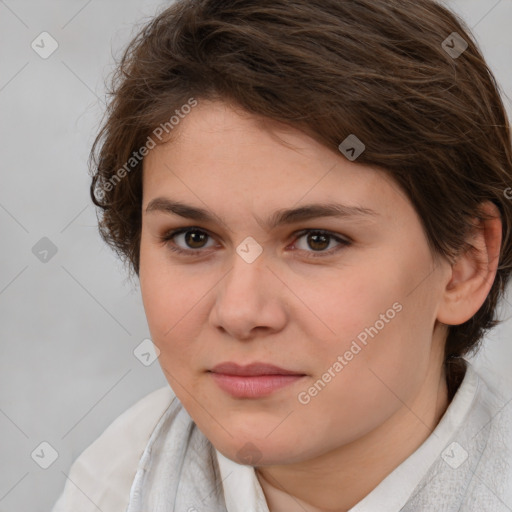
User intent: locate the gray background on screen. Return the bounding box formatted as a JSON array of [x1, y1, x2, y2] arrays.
[[0, 1, 511, 511]]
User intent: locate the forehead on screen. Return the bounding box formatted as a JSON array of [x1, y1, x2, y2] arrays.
[[141, 100, 410, 225]]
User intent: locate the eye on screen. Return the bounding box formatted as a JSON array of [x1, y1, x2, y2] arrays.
[[159, 227, 351, 258], [290, 229, 351, 258], [160, 227, 217, 256]]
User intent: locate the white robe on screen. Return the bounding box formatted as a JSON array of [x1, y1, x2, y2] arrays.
[[51, 361, 512, 511]]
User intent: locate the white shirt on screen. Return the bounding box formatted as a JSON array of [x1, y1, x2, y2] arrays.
[[52, 361, 512, 512]]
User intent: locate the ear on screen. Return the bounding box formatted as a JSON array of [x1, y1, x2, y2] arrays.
[[437, 201, 502, 326]]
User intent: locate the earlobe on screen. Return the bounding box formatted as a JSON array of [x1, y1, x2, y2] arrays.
[[437, 201, 502, 326]]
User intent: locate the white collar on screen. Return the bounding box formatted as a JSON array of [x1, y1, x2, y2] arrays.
[[216, 450, 269, 512]]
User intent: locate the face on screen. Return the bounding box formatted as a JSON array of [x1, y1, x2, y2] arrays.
[[139, 99, 449, 466]]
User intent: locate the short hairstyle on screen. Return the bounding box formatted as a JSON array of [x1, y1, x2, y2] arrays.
[[90, 0, 512, 399]]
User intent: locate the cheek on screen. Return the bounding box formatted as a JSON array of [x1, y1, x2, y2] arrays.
[[305, 257, 432, 397], [139, 240, 202, 356], [305, 273, 438, 434], [292, 313, 427, 449], [314, 262, 405, 355]]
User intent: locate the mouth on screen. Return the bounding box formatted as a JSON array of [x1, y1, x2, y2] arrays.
[[208, 362, 307, 398]]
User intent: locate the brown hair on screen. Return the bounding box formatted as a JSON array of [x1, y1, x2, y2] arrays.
[[90, 0, 512, 399]]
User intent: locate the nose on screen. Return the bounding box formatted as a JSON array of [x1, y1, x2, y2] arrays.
[[209, 250, 288, 341]]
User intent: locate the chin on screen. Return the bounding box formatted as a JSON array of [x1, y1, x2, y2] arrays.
[[208, 430, 310, 467]]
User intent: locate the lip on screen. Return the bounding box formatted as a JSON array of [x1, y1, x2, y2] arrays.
[[209, 362, 306, 398], [211, 362, 304, 376]]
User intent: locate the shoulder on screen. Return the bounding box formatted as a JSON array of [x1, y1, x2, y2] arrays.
[[51, 385, 177, 512], [439, 364, 512, 510], [467, 369, 512, 505]]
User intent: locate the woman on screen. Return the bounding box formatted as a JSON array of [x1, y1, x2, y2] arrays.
[[52, 0, 512, 510]]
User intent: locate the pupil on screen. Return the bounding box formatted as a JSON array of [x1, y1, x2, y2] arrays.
[[308, 232, 329, 251], [185, 230, 207, 248]]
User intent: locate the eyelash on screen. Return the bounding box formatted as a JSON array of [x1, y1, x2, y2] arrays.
[[159, 227, 351, 259]]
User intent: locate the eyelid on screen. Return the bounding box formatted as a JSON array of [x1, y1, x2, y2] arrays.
[[159, 226, 219, 256], [288, 229, 351, 258]]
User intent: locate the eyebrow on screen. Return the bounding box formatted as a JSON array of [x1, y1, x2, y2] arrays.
[[145, 197, 378, 231]]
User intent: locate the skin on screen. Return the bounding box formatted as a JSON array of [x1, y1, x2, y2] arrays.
[[139, 99, 502, 512]]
